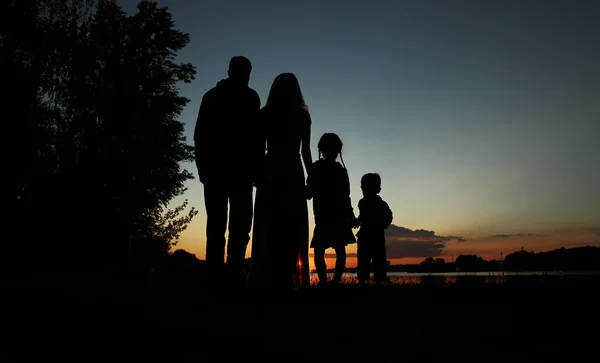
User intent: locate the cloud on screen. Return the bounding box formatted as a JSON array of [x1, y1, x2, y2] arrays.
[[384, 225, 466, 259], [386, 239, 446, 259], [493, 233, 546, 238], [307, 225, 465, 259], [386, 225, 466, 243]]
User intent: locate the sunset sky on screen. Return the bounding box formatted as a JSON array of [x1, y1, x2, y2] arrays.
[[120, 0, 600, 268]]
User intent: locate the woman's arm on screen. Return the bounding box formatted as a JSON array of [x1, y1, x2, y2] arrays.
[[305, 163, 314, 200], [356, 199, 363, 230], [301, 111, 313, 174]]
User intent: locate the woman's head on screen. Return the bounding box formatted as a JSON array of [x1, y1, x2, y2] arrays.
[[318, 133, 343, 161], [266, 73, 308, 111]]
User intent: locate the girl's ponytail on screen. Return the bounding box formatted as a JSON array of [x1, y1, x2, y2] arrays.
[[340, 153, 346, 169]]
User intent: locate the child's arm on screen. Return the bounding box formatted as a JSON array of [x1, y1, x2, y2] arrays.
[[382, 201, 393, 229], [352, 212, 360, 229], [355, 199, 363, 231]]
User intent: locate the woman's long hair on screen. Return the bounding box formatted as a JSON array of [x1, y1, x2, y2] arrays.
[[266, 73, 308, 111]]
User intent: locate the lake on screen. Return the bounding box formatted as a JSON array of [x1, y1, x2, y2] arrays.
[[309, 271, 599, 285]]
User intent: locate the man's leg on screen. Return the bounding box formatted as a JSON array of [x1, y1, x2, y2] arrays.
[[227, 182, 253, 287], [373, 240, 388, 284], [204, 184, 229, 288]]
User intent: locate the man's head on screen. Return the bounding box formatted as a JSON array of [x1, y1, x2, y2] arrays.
[[361, 173, 382, 197], [228, 56, 252, 85]]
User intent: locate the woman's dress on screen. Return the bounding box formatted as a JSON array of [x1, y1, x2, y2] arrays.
[[250, 106, 311, 289]]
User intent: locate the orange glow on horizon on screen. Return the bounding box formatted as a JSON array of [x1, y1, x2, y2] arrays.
[[175, 226, 600, 270]]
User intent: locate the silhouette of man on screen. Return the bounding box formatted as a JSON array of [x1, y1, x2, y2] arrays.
[[194, 56, 261, 290]]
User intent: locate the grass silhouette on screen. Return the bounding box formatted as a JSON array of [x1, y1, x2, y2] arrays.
[[2, 273, 598, 362]]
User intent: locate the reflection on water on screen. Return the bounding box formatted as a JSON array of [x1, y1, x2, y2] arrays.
[[309, 271, 599, 286]]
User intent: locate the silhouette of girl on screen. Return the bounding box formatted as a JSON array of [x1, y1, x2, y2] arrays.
[[306, 133, 358, 285], [251, 73, 313, 291]]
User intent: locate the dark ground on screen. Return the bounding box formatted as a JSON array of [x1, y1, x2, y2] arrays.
[[1, 275, 598, 363]]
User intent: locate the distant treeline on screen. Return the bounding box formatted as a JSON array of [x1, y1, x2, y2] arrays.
[[164, 246, 600, 282], [362, 246, 600, 273]]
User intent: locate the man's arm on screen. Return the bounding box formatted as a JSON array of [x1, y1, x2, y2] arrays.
[[194, 93, 213, 184]]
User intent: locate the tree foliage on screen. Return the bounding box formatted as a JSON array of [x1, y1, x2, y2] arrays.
[[503, 246, 600, 272], [2, 0, 198, 275]]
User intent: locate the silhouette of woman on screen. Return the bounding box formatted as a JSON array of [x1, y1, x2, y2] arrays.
[[251, 73, 313, 291]]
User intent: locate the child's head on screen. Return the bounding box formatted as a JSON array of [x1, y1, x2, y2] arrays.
[[361, 173, 382, 196], [317, 133, 343, 161]]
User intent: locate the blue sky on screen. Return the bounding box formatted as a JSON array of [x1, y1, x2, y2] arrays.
[[119, 0, 600, 264]]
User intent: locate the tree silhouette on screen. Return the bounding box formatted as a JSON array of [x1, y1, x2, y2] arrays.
[[418, 257, 446, 272], [503, 246, 600, 272], [421, 257, 434, 266], [455, 254, 486, 272], [3, 0, 197, 276]]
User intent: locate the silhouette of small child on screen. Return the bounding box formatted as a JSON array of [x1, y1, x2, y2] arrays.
[[306, 133, 358, 286], [356, 173, 393, 285]]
